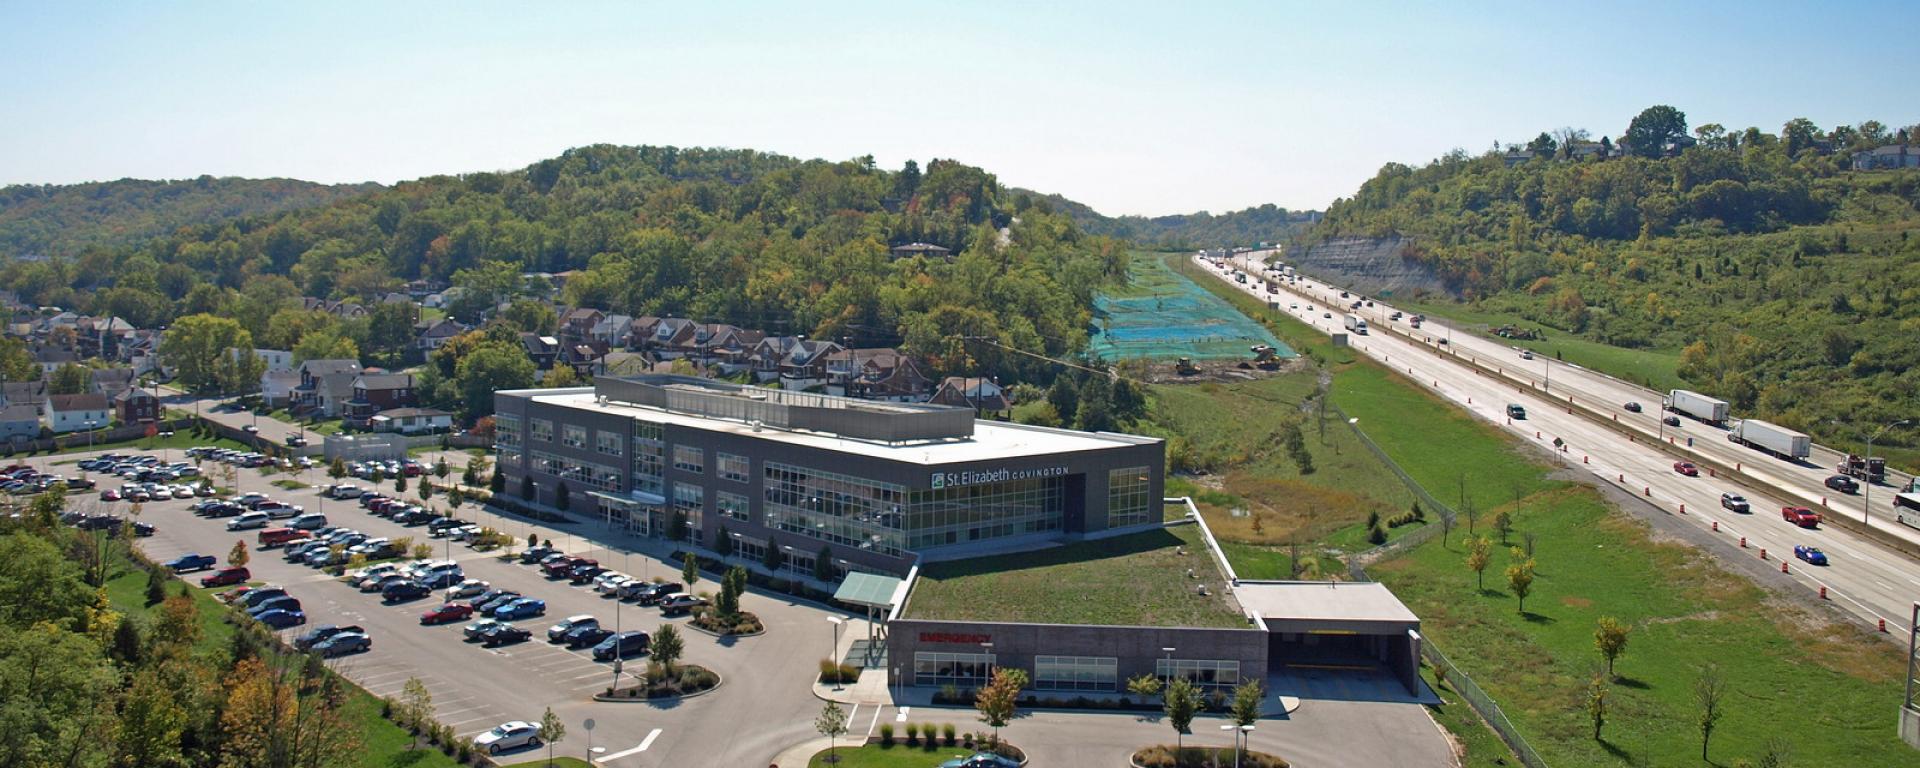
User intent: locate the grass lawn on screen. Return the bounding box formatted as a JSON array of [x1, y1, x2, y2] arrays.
[[16, 430, 250, 459], [500, 758, 592, 768], [906, 525, 1242, 627], [271, 478, 310, 490], [1420, 665, 1515, 768], [808, 743, 979, 767], [1394, 297, 1687, 393]]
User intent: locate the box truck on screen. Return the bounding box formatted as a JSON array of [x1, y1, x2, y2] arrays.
[[1343, 315, 1368, 334], [1727, 418, 1811, 460], [1664, 390, 1729, 424]]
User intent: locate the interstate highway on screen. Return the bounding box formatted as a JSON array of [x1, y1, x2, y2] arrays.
[[1204, 252, 1920, 635]]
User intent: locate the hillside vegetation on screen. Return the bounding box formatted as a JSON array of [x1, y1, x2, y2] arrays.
[[1316, 108, 1920, 449], [1020, 190, 1315, 249], [0, 176, 379, 259]]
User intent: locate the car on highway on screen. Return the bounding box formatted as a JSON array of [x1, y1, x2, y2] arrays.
[[200, 567, 250, 587], [1663, 415, 1682, 427], [242, 425, 259, 434], [478, 624, 532, 647], [938, 754, 1021, 768], [1719, 493, 1751, 513], [1824, 474, 1859, 494], [1506, 404, 1526, 420], [1623, 402, 1642, 413], [659, 594, 710, 616], [1321, 312, 1332, 319], [474, 721, 542, 756], [382, 581, 433, 602], [164, 553, 218, 572], [450, 579, 490, 598], [420, 602, 474, 625], [1519, 349, 1534, 360], [1793, 545, 1829, 566], [591, 630, 649, 660], [254, 608, 306, 629], [563, 624, 614, 649], [312, 631, 371, 657], [1672, 461, 1699, 477], [547, 615, 598, 642], [294, 624, 366, 651], [1782, 506, 1821, 528], [493, 598, 547, 620]]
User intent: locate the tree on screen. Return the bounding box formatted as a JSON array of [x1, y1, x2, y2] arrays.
[[815, 701, 849, 764], [452, 342, 536, 419], [410, 542, 433, 561], [974, 667, 1028, 743], [651, 624, 684, 674], [397, 677, 434, 750], [763, 540, 785, 576], [462, 457, 481, 487], [394, 474, 407, 493], [365, 302, 417, 363], [1624, 105, 1688, 158], [541, 364, 580, 388], [680, 551, 699, 589], [1491, 511, 1513, 544], [1525, 132, 1557, 156], [1586, 675, 1608, 741], [328, 457, 346, 481], [228, 539, 250, 569], [417, 480, 432, 502], [1162, 676, 1200, 750], [1505, 550, 1536, 614], [115, 669, 189, 768], [1594, 617, 1631, 678], [159, 314, 263, 395], [1782, 117, 1821, 157], [553, 481, 569, 511], [1466, 536, 1492, 591], [716, 565, 745, 617], [1229, 680, 1263, 727], [433, 458, 450, 479], [48, 363, 91, 395], [290, 329, 358, 365], [1125, 673, 1163, 699], [1695, 664, 1725, 761], [813, 545, 834, 582], [537, 706, 565, 767], [667, 510, 688, 542], [713, 524, 733, 558], [493, 470, 507, 494], [143, 566, 168, 606], [519, 475, 533, 501]]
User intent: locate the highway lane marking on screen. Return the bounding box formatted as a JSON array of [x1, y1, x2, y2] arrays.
[[594, 728, 663, 763]]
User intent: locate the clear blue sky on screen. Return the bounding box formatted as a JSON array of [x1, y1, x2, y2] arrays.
[[3, 1, 1914, 215]]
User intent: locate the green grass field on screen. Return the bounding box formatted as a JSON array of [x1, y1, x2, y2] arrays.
[[17, 429, 251, 459], [808, 743, 979, 768], [1394, 298, 1688, 393], [906, 525, 1242, 628]]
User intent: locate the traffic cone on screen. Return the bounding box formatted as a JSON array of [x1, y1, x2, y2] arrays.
[[1711, 521, 1718, 531], [1819, 586, 1826, 600], [1739, 536, 1746, 548], [1781, 561, 1789, 573], [1760, 548, 1767, 560]]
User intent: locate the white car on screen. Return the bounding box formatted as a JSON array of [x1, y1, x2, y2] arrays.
[[450, 579, 489, 598], [594, 573, 632, 595], [227, 511, 270, 531], [351, 563, 402, 585], [474, 721, 541, 755]]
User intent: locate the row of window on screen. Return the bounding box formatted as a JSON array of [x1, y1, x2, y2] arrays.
[[495, 414, 522, 447], [911, 653, 1239, 691], [1106, 466, 1154, 528], [530, 450, 621, 492]]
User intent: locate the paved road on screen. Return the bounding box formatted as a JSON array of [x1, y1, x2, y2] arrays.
[[1209, 253, 1920, 635]]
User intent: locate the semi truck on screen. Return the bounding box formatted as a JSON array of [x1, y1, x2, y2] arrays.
[[1664, 389, 1730, 424], [1343, 315, 1368, 334], [1727, 418, 1811, 460]]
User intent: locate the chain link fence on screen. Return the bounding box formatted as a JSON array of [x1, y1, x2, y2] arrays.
[[1329, 403, 1549, 767]]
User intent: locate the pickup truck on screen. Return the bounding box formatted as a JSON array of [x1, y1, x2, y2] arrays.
[[1782, 506, 1821, 529], [165, 553, 218, 572]]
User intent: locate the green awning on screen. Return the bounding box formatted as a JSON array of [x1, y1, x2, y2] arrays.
[[833, 572, 903, 610]]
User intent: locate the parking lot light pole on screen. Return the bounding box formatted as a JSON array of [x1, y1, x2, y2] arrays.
[[827, 616, 845, 690], [1220, 724, 1254, 768], [980, 641, 994, 680]]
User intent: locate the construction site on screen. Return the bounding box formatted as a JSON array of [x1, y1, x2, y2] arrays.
[[1089, 253, 1295, 367]]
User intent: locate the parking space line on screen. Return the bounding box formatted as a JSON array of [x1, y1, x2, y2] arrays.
[[595, 729, 663, 763], [866, 705, 884, 736]]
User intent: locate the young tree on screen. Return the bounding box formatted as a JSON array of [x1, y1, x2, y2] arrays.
[[418, 481, 432, 502], [554, 482, 569, 511], [974, 667, 1028, 743], [651, 624, 684, 674], [667, 511, 688, 542], [1505, 552, 1536, 614], [116, 669, 189, 768], [462, 458, 480, 487], [433, 458, 450, 479], [143, 566, 168, 606], [1492, 510, 1513, 544], [538, 706, 565, 767], [813, 545, 834, 583], [398, 677, 434, 750], [815, 701, 849, 764], [228, 539, 250, 569], [410, 542, 433, 561], [1466, 537, 1492, 591], [1125, 673, 1164, 699], [394, 474, 407, 493], [1694, 664, 1725, 761], [447, 487, 463, 510], [762, 541, 785, 576], [1162, 676, 1200, 751], [1593, 617, 1631, 679], [519, 476, 533, 501], [1229, 680, 1263, 727], [713, 524, 732, 558], [681, 552, 698, 589], [1586, 675, 1608, 741]]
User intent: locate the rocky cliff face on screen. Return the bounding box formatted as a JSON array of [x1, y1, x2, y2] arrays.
[[1287, 237, 1452, 298]]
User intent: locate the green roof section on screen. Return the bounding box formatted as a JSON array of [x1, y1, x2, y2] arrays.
[[833, 572, 905, 610]]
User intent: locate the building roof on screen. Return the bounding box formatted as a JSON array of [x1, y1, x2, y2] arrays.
[[832, 573, 906, 611], [299, 359, 363, 378], [49, 393, 109, 412], [1233, 581, 1419, 627], [0, 404, 40, 424], [354, 373, 415, 390], [112, 388, 156, 403], [374, 407, 452, 419], [890, 242, 952, 256]]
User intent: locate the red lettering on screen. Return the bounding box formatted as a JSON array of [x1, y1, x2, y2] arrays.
[[918, 632, 992, 644]]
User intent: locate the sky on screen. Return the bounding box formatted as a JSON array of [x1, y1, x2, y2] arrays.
[[3, 1, 1916, 215]]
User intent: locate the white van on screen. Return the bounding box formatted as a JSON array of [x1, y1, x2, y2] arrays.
[[227, 511, 270, 531]]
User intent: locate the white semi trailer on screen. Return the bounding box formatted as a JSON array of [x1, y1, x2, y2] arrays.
[[1664, 390, 1730, 424], [1727, 418, 1811, 460], [1344, 315, 1368, 334]]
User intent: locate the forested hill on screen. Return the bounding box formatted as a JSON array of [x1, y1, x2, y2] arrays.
[[1015, 190, 1316, 249], [0, 145, 1128, 383], [1314, 107, 1920, 443], [0, 176, 381, 259]]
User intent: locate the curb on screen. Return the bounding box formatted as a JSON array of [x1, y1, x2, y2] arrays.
[[589, 665, 724, 703]]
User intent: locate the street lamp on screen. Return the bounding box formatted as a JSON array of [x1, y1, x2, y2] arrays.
[[782, 545, 798, 584], [1219, 724, 1255, 768], [827, 617, 845, 690], [1161, 646, 1176, 682], [980, 641, 995, 681]]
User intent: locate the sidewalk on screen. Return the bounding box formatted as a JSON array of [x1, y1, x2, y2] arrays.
[[767, 736, 836, 768]]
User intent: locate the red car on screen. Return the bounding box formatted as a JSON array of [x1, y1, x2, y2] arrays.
[[543, 557, 596, 578], [420, 603, 474, 625], [200, 567, 250, 588], [1782, 506, 1821, 528], [1672, 461, 1699, 477]]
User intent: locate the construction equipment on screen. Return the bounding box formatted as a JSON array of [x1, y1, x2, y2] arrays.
[[1174, 357, 1200, 376], [1493, 324, 1542, 341], [1249, 345, 1282, 370]]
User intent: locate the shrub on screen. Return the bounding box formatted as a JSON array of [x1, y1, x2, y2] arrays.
[[942, 723, 957, 746], [878, 723, 894, 747], [1365, 509, 1380, 530], [456, 741, 472, 763], [1367, 525, 1388, 545], [817, 658, 860, 684], [905, 722, 920, 744]]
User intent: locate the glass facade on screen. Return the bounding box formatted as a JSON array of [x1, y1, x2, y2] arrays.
[[673, 445, 705, 474], [1106, 466, 1153, 528], [764, 462, 907, 556], [532, 451, 621, 492], [631, 421, 664, 496], [904, 478, 1063, 550], [561, 424, 587, 449], [495, 414, 521, 446], [717, 490, 751, 522], [672, 483, 704, 544], [529, 418, 553, 442], [914, 652, 992, 688], [1034, 656, 1118, 692], [717, 452, 749, 483], [596, 430, 623, 456], [1155, 658, 1240, 690]]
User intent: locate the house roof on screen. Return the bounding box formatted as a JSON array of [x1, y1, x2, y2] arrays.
[[2, 381, 47, 401], [374, 407, 452, 419], [299, 359, 363, 378], [112, 388, 156, 403], [354, 373, 415, 390], [890, 242, 952, 255], [0, 404, 40, 424], [92, 368, 135, 393], [50, 393, 109, 412]]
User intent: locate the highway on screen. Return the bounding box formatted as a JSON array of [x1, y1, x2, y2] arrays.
[[1201, 252, 1920, 635]]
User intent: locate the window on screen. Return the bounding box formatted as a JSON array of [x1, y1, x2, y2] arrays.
[[673, 445, 704, 474], [673, 483, 704, 544], [495, 414, 522, 447], [1106, 466, 1153, 528], [561, 425, 587, 449], [1155, 659, 1240, 691], [1035, 656, 1117, 692], [529, 419, 553, 442], [764, 462, 908, 556], [531, 451, 621, 491], [632, 421, 664, 496], [717, 452, 749, 483], [596, 430, 623, 456], [914, 652, 992, 688], [904, 476, 1063, 551], [717, 490, 751, 522]]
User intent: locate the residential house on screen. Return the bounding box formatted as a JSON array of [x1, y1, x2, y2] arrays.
[[291, 359, 364, 417], [889, 242, 953, 261], [48, 393, 110, 434], [76, 316, 135, 358], [113, 388, 159, 424], [638, 318, 696, 358], [747, 336, 840, 388], [0, 404, 41, 444], [260, 370, 301, 408], [90, 368, 136, 399], [686, 324, 764, 372], [824, 348, 932, 402], [561, 342, 609, 377], [404, 279, 448, 299], [302, 297, 369, 320], [1, 381, 49, 420], [518, 334, 562, 370], [229, 348, 293, 372], [422, 286, 464, 310], [414, 319, 468, 352], [343, 373, 417, 430], [379, 292, 414, 306], [623, 316, 663, 350], [559, 308, 606, 345], [34, 346, 78, 375], [928, 376, 1011, 414], [1853, 144, 1920, 170], [369, 407, 454, 435], [589, 314, 634, 348]]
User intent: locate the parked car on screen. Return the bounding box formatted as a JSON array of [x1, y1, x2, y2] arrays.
[[544, 557, 596, 578], [465, 589, 516, 612], [519, 545, 558, 564], [474, 721, 542, 755], [247, 596, 301, 617], [1719, 493, 1751, 513], [450, 579, 490, 598], [591, 630, 649, 661], [938, 753, 1021, 768], [478, 624, 532, 647], [99, 488, 122, 501], [382, 581, 433, 602], [547, 615, 598, 642], [1672, 461, 1699, 477], [493, 598, 547, 620], [164, 553, 218, 573], [238, 588, 289, 609], [200, 567, 250, 587], [629, 582, 683, 605], [254, 609, 306, 629], [463, 618, 507, 641], [294, 624, 365, 651], [1824, 474, 1859, 494], [227, 512, 271, 531], [361, 574, 409, 594], [312, 631, 371, 657], [421, 603, 474, 625], [1793, 545, 1829, 566], [288, 513, 328, 531], [1782, 506, 1821, 528], [564, 624, 614, 649], [419, 570, 465, 589], [659, 594, 709, 616], [567, 565, 608, 584]]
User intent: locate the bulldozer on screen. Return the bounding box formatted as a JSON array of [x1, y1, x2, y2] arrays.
[[1249, 345, 1282, 370], [1493, 324, 1542, 341], [1174, 357, 1200, 376]]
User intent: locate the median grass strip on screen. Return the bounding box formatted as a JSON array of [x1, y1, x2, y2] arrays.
[[1394, 297, 1687, 393], [906, 525, 1242, 628]]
